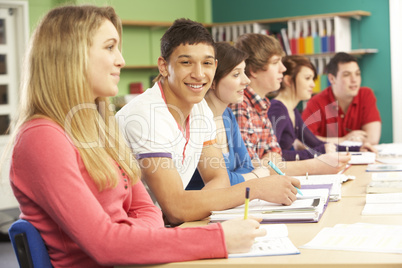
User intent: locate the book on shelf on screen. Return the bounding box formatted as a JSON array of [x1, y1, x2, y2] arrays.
[[210, 187, 330, 223], [280, 28, 291, 55], [229, 224, 300, 258], [288, 20, 299, 55], [303, 20, 314, 54], [297, 20, 305, 54], [318, 18, 328, 53], [326, 17, 335, 52], [333, 16, 351, 52], [312, 19, 321, 54], [301, 223, 402, 254], [362, 193, 402, 215]]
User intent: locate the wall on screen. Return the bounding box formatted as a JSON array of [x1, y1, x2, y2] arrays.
[[212, 0, 392, 144], [28, 0, 212, 95], [20, 0, 394, 143], [77, 0, 212, 95]]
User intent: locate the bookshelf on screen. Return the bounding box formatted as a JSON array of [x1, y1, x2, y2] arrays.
[[209, 10, 376, 93], [210, 10, 375, 58], [121, 11, 376, 93], [122, 10, 375, 71]]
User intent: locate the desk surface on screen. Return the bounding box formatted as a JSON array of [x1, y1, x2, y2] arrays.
[[342, 165, 372, 197], [117, 165, 402, 268]]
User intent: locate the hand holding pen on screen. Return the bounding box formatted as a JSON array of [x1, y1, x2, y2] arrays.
[[267, 161, 303, 196]]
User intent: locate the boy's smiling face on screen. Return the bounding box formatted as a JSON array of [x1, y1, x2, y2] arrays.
[[159, 43, 217, 110]]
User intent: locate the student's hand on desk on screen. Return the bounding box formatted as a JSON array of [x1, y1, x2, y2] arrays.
[[255, 175, 300, 205], [316, 152, 351, 173], [359, 142, 378, 153], [221, 218, 266, 254]]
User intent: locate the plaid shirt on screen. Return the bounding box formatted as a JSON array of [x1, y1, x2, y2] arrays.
[[229, 86, 282, 159]]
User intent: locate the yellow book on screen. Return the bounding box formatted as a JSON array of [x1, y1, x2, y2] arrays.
[[313, 75, 321, 93], [304, 36, 314, 54]]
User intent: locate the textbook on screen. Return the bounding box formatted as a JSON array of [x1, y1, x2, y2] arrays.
[[366, 164, 402, 172], [229, 224, 300, 258], [367, 181, 402, 194], [348, 152, 376, 165], [367, 172, 402, 194], [374, 143, 402, 164], [375, 143, 402, 158], [210, 188, 330, 223], [362, 193, 402, 215]]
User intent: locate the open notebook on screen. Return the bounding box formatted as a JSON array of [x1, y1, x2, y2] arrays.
[[229, 224, 300, 258], [210, 187, 330, 223], [301, 223, 402, 254], [293, 174, 352, 201]]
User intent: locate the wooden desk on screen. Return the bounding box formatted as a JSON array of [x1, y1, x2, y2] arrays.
[[117, 166, 402, 268], [342, 165, 372, 197]]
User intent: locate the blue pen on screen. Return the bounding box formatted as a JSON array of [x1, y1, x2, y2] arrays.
[[267, 161, 303, 196]]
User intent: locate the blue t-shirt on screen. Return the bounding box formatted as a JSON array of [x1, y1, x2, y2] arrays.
[[187, 107, 254, 189]]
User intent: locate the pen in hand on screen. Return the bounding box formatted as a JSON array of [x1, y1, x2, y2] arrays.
[[244, 187, 250, 220], [267, 161, 303, 196]]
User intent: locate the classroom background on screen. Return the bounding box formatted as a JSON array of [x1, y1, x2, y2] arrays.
[[21, 0, 395, 143], [0, 0, 399, 213], [0, 0, 401, 266]]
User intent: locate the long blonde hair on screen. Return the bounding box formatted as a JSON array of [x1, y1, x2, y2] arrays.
[[11, 5, 139, 190]]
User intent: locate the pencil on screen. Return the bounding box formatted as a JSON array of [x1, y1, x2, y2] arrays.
[[244, 187, 250, 219], [267, 161, 303, 196]]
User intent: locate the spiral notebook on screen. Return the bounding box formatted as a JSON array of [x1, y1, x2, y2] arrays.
[[229, 224, 300, 258]]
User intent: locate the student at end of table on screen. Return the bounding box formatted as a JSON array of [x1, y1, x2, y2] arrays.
[[301, 52, 381, 145], [116, 19, 300, 225], [268, 55, 375, 161], [187, 42, 270, 190], [6, 6, 268, 267], [230, 33, 351, 176]]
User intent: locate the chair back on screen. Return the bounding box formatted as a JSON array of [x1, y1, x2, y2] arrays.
[[8, 219, 53, 268]]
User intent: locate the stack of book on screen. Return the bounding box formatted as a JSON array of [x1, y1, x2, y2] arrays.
[[362, 193, 402, 215], [210, 187, 330, 223], [367, 172, 402, 194]]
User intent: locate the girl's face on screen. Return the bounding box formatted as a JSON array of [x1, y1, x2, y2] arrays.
[[88, 20, 125, 100], [215, 61, 250, 104], [294, 66, 316, 101]]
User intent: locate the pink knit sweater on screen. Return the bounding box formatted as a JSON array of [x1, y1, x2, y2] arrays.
[[10, 118, 227, 267]]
